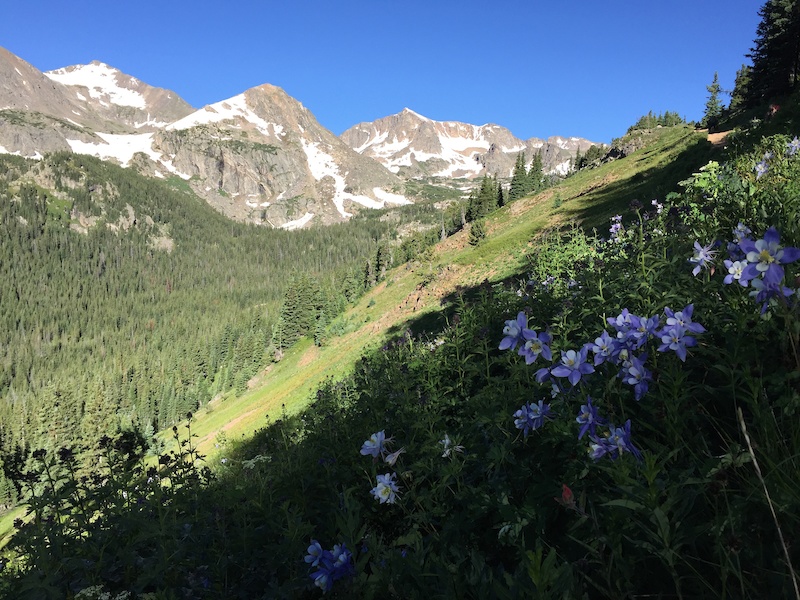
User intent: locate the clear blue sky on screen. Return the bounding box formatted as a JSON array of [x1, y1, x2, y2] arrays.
[[2, 0, 761, 144]]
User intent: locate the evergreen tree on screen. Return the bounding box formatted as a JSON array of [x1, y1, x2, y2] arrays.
[[701, 72, 724, 130], [729, 64, 752, 113], [527, 152, 544, 192], [509, 153, 528, 202], [747, 0, 800, 105]]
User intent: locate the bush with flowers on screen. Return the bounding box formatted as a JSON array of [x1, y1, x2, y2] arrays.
[[1, 133, 799, 598]]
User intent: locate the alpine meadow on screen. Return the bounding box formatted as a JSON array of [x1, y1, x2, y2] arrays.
[[1, 2, 800, 598]]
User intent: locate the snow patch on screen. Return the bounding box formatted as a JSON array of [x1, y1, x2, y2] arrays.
[[65, 132, 191, 179], [167, 93, 283, 137], [281, 212, 315, 230], [0, 145, 42, 160], [46, 63, 147, 109], [372, 188, 411, 205]]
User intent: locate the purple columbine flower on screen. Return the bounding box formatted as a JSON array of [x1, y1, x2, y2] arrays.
[[371, 472, 400, 504], [658, 325, 697, 362], [622, 354, 652, 400], [664, 304, 706, 335], [514, 400, 551, 437], [788, 136, 800, 156], [306, 541, 354, 593], [518, 329, 552, 364], [576, 396, 604, 440], [591, 330, 616, 366], [607, 420, 643, 461], [360, 430, 392, 458], [552, 347, 595, 386], [733, 223, 752, 242], [689, 241, 717, 276], [754, 160, 769, 179], [723, 259, 748, 286], [305, 540, 329, 568], [739, 227, 800, 286], [499, 312, 528, 351], [749, 278, 795, 314]]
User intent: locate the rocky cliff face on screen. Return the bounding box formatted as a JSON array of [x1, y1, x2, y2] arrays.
[[341, 108, 600, 180], [0, 48, 410, 228]]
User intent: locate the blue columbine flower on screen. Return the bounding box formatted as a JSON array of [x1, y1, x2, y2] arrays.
[[591, 330, 616, 366], [788, 136, 800, 156], [688, 240, 717, 276], [739, 227, 800, 287], [551, 347, 595, 386], [749, 278, 796, 314], [590, 420, 642, 461], [622, 354, 652, 400], [499, 312, 528, 351], [754, 160, 769, 179], [576, 396, 604, 439], [723, 259, 748, 286], [658, 325, 697, 362], [305, 540, 328, 568], [306, 540, 354, 593], [371, 472, 400, 504], [664, 304, 706, 335], [360, 430, 391, 458], [514, 400, 551, 436], [518, 329, 552, 364]]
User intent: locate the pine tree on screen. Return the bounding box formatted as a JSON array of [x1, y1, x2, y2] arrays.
[[527, 153, 544, 192], [729, 64, 752, 113], [509, 153, 528, 202], [747, 0, 800, 105], [701, 72, 724, 130]]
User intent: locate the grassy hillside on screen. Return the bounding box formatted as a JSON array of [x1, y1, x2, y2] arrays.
[[178, 125, 715, 457], [6, 121, 799, 599]]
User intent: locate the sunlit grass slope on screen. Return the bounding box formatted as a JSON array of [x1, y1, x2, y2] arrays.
[[182, 125, 714, 458]]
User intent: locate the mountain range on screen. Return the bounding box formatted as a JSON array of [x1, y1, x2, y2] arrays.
[[0, 46, 598, 228]]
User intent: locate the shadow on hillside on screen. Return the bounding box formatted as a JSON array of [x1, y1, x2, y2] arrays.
[[561, 132, 714, 230]]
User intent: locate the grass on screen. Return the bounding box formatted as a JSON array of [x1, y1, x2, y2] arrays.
[[177, 125, 715, 459]]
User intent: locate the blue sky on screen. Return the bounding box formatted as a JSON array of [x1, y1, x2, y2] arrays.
[[2, 0, 761, 144]]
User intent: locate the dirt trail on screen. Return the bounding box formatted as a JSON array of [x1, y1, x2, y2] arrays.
[[707, 130, 732, 147]]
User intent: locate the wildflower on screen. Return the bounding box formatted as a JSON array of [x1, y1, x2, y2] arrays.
[[499, 312, 528, 351], [554, 483, 576, 509], [733, 223, 752, 242], [513, 400, 551, 437], [305, 540, 354, 592], [607, 420, 643, 460], [576, 396, 604, 439], [651, 199, 663, 214], [384, 447, 405, 467], [518, 329, 552, 364], [534, 366, 551, 383], [589, 420, 642, 461], [371, 472, 400, 504], [622, 354, 652, 400], [739, 227, 800, 286], [609, 214, 624, 241], [788, 136, 800, 156], [688, 241, 717, 276], [590, 330, 616, 366], [723, 259, 748, 286], [658, 325, 697, 362], [551, 347, 595, 386], [749, 278, 795, 314], [664, 304, 706, 335], [754, 160, 769, 179], [440, 434, 465, 458], [360, 430, 392, 458]]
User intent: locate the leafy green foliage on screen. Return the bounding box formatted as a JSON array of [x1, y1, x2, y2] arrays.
[[2, 126, 799, 598]]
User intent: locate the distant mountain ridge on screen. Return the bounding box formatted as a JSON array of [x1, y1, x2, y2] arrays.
[[0, 46, 599, 228], [341, 108, 598, 180]]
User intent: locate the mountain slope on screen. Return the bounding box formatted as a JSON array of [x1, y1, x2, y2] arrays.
[[341, 108, 599, 180], [0, 47, 410, 227]]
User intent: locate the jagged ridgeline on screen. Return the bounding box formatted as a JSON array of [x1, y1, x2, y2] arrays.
[[0, 152, 396, 456]]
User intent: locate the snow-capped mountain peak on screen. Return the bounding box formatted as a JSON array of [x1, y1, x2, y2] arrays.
[[46, 61, 148, 109]]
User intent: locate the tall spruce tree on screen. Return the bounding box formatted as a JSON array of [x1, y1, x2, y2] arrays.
[[747, 0, 800, 105], [509, 153, 528, 202], [701, 72, 724, 129]]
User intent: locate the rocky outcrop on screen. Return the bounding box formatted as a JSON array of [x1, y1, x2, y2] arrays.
[[341, 108, 599, 181]]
